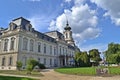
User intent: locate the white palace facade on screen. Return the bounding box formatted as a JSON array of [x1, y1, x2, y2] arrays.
[[0, 17, 79, 70]]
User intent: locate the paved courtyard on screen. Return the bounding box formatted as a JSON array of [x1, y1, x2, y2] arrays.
[[40, 69, 120, 80]]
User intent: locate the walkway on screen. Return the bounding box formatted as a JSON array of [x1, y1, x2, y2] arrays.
[[40, 69, 120, 80]]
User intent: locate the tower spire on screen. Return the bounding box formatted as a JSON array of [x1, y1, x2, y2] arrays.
[[64, 15, 71, 30], [66, 15, 69, 26]]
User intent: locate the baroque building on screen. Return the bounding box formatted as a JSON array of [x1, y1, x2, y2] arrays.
[[0, 17, 79, 70]]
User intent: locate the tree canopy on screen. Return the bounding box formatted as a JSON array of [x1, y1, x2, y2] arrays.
[[74, 51, 90, 67], [105, 43, 120, 64]]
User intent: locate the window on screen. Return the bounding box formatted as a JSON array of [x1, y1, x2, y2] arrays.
[[54, 47, 56, 55], [44, 44, 46, 53], [38, 58, 40, 63], [23, 56, 27, 66], [38, 42, 41, 52], [30, 39, 34, 51], [4, 39, 9, 51], [2, 57, 5, 66], [50, 45, 52, 54], [66, 49, 67, 54], [63, 47, 64, 54], [9, 57, 12, 66], [44, 58, 46, 65], [60, 46, 61, 55], [54, 59, 57, 66], [50, 58, 52, 65], [66, 33, 68, 38], [10, 37, 15, 50], [23, 37, 28, 50]]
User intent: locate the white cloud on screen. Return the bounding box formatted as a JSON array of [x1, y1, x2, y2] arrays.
[[91, 0, 120, 26], [23, 0, 41, 2], [48, 1, 100, 45], [28, 16, 50, 31], [80, 43, 107, 52], [64, 0, 71, 3]]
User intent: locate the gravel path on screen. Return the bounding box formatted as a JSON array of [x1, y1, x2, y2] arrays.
[[40, 69, 120, 80]]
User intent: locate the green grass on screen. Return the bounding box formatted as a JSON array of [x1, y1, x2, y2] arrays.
[[55, 67, 96, 76], [55, 66, 120, 76], [109, 67, 120, 75], [0, 75, 37, 80]]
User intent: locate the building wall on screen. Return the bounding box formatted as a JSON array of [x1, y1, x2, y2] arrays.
[[0, 17, 77, 70]]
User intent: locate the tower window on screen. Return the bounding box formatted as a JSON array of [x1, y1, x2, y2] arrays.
[[66, 33, 68, 38]]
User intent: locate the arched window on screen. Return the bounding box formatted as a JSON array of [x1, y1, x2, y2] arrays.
[[66, 33, 68, 38], [9, 23, 16, 30], [50, 45, 52, 54], [22, 56, 27, 66], [30, 39, 34, 51], [23, 37, 28, 50], [38, 42, 41, 52], [10, 37, 15, 50], [26, 24, 32, 31], [2, 57, 5, 66], [44, 44, 46, 53], [9, 56, 13, 66], [4, 39, 9, 51], [54, 47, 56, 55]]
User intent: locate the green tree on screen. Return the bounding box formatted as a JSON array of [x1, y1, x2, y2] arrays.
[[26, 59, 39, 74], [74, 51, 90, 67], [16, 61, 22, 71], [89, 49, 101, 66], [105, 43, 120, 65]]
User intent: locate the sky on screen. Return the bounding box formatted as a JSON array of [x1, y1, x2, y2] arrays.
[[0, 0, 120, 52]]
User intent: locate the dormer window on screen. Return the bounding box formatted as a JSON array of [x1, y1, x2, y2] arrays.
[[9, 23, 17, 30], [26, 24, 32, 31]]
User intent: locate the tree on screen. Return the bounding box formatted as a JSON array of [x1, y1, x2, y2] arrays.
[[105, 43, 120, 65], [74, 51, 90, 67], [16, 61, 22, 71], [89, 49, 101, 66], [26, 59, 39, 74]]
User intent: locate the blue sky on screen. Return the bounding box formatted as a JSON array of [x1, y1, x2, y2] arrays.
[[0, 0, 120, 52]]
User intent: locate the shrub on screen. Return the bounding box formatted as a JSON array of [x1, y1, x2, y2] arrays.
[[16, 61, 22, 71], [38, 63, 46, 69]]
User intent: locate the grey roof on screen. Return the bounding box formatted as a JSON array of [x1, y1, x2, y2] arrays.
[[68, 45, 75, 50], [12, 17, 30, 27], [45, 30, 64, 40], [12, 17, 30, 22], [33, 30, 56, 43]]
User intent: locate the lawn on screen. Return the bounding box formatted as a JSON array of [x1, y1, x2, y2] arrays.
[[109, 67, 120, 75], [55, 66, 120, 76], [0, 75, 38, 80], [55, 67, 96, 75]]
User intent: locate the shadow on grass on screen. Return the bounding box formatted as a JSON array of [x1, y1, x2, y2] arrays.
[[0, 75, 37, 80]]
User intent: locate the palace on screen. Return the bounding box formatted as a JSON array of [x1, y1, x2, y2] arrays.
[[0, 17, 79, 70]]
